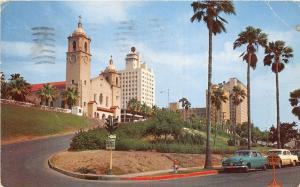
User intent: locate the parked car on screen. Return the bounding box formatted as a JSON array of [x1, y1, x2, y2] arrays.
[[267, 149, 299, 168], [291, 149, 300, 165], [222, 150, 267, 172]]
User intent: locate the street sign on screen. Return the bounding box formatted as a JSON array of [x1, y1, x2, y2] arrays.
[[108, 134, 116, 139], [106, 139, 115, 150]]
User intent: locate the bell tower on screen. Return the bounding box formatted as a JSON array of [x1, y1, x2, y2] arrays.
[[66, 16, 91, 114]]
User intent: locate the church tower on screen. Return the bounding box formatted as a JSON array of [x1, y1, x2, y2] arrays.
[[66, 16, 91, 115]]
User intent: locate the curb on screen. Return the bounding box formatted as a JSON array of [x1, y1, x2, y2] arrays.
[[48, 157, 220, 181], [122, 170, 219, 181]]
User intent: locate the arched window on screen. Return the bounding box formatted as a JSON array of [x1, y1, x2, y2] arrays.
[[72, 41, 76, 51], [84, 42, 87, 52], [102, 114, 106, 119], [99, 93, 103, 104]]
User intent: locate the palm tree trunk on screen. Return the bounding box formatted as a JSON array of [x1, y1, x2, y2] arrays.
[[233, 105, 236, 146], [247, 54, 252, 150], [205, 27, 213, 169], [213, 109, 218, 146], [276, 71, 281, 148]]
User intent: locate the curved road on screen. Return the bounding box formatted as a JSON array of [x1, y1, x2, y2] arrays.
[[1, 135, 300, 187]]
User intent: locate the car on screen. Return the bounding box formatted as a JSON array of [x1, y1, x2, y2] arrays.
[[290, 149, 300, 165], [222, 150, 267, 172], [267, 149, 299, 168]]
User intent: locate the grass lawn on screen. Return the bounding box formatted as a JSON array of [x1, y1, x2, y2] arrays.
[[1, 103, 95, 141]]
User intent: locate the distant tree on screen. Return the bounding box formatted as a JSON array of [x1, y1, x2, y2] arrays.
[[151, 105, 160, 116], [8, 73, 31, 101], [145, 110, 183, 142], [230, 86, 246, 145], [179, 97, 191, 122], [63, 87, 78, 109], [140, 102, 151, 118], [264, 40, 293, 148], [37, 84, 58, 106], [1, 72, 9, 99], [211, 87, 228, 145], [289, 89, 300, 120], [268, 122, 299, 147], [191, 0, 235, 169], [127, 98, 141, 121], [233, 26, 268, 150]]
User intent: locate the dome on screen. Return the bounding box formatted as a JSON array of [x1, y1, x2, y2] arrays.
[[72, 16, 86, 36], [104, 55, 117, 73]]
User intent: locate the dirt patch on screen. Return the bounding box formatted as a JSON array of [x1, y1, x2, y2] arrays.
[[50, 150, 224, 175]]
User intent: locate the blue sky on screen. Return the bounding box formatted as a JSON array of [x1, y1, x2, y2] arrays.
[[1, 1, 300, 130]]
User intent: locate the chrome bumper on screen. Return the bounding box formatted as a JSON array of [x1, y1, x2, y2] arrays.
[[222, 165, 247, 169]]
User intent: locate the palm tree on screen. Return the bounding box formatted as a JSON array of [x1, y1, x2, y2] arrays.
[[151, 105, 159, 116], [8, 73, 31, 101], [1, 72, 9, 99], [289, 89, 300, 120], [211, 87, 228, 146], [263, 40, 293, 148], [230, 85, 246, 146], [191, 0, 235, 168], [141, 102, 151, 118], [179, 97, 191, 122], [63, 87, 78, 109], [127, 98, 141, 121], [37, 84, 58, 107], [233, 26, 267, 149]]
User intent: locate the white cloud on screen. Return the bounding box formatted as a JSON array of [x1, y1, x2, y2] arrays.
[[1, 41, 32, 58], [65, 1, 139, 24]]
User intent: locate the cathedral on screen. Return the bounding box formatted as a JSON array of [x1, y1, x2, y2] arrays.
[[31, 18, 121, 120]]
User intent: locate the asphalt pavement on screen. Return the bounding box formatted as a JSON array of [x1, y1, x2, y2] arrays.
[[1, 134, 300, 187]]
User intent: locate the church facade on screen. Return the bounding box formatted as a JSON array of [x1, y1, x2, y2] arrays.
[[31, 18, 121, 120]]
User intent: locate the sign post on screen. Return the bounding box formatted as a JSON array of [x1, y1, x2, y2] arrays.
[[267, 156, 282, 187], [106, 135, 116, 175]]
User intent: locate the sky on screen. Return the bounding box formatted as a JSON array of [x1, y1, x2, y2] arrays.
[[1, 1, 300, 130]]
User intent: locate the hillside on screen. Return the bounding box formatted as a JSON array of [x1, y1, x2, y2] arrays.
[[1, 103, 96, 143]]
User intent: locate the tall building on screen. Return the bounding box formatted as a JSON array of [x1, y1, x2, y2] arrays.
[[209, 78, 247, 126], [119, 47, 155, 109], [31, 17, 121, 120]]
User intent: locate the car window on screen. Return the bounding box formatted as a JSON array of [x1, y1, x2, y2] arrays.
[[257, 152, 262, 157], [253, 152, 257, 157], [287, 151, 291, 155], [283, 151, 287, 155], [268, 150, 282, 155], [235, 151, 250, 156]]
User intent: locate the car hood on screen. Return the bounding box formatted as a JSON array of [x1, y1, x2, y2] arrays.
[[223, 156, 247, 163]]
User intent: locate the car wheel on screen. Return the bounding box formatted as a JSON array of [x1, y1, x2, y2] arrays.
[[245, 164, 250, 173], [292, 160, 296, 167]]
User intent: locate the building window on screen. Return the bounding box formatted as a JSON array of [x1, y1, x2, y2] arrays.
[[94, 94, 97, 101], [99, 93, 103, 104], [84, 102, 86, 106], [84, 80, 86, 85], [72, 41, 76, 51], [102, 114, 106, 119], [106, 97, 109, 107], [84, 42, 87, 52], [72, 80, 74, 84], [116, 77, 119, 86]]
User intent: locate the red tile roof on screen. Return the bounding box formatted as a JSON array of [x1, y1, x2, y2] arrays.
[[30, 81, 66, 92], [88, 101, 97, 104]]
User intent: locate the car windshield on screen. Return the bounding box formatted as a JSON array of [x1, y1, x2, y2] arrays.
[[235, 151, 250, 156], [268, 151, 282, 155]]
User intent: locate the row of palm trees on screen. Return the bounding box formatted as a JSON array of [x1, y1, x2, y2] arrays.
[[1, 73, 31, 101], [37, 84, 78, 109], [191, 1, 293, 168]]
